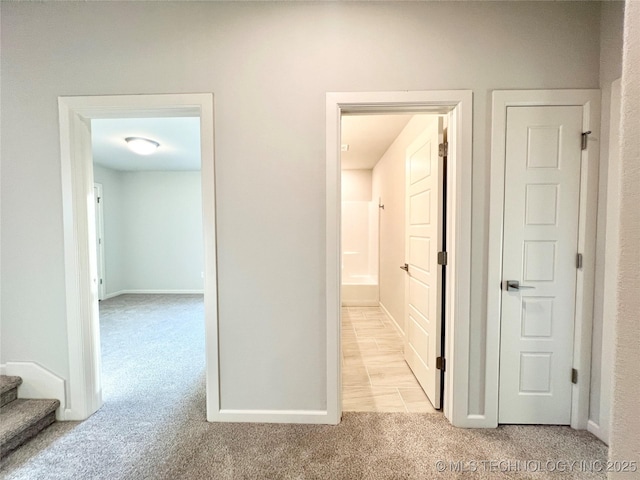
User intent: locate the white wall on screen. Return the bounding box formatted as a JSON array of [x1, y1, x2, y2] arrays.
[[93, 166, 203, 296], [121, 171, 204, 293], [589, 0, 625, 443], [372, 115, 437, 335], [341, 169, 372, 202], [0, 2, 602, 415], [609, 0, 640, 471]]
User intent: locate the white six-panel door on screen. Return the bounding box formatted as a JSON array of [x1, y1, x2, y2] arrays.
[[499, 106, 583, 424], [404, 118, 443, 409]]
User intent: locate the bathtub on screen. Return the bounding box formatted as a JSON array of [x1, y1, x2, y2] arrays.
[[341, 200, 379, 306], [341, 274, 379, 307]]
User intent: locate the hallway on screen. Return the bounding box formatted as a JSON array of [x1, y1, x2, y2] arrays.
[[0, 296, 608, 479]]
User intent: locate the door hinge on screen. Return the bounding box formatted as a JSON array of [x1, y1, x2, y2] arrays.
[[438, 142, 448, 157], [99, 278, 103, 285], [571, 368, 578, 384], [436, 356, 446, 371], [576, 253, 583, 269], [437, 251, 448, 266], [581, 131, 591, 151], [97, 197, 101, 204]]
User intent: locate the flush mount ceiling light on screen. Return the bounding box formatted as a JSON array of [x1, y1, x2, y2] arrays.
[[125, 137, 160, 155]]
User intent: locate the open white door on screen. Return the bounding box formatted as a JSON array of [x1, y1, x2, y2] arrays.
[[94, 183, 106, 301], [403, 117, 443, 409], [498, 106, 582, 424]]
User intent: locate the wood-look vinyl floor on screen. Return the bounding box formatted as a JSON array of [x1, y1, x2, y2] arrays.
[[341, 306, 438, 414]]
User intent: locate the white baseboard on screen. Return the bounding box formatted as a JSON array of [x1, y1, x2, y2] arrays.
[[104, 289, 204, 299], [0, 362, 66, 420], [587, 419, 608, 445], [104, 290, 125, 299], [341, 300, 379, 307], [380, 301, 404, 337], [212, 409, 330, 424]]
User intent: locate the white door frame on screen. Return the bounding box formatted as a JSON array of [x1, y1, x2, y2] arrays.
[[589, 78, 621, 443], [488, 89, 600, 429], [326, 91, 473, 426], [58, 94, 219, 421], [93, 182, 106, 301]]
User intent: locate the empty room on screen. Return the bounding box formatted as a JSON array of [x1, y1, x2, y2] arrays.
[[91, 116, 206, 414]]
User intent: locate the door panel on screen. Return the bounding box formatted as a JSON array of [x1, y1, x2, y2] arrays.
[[404, 118, 443, 409], [499, 106, 582, 424], [410, 191, 431, 225], [409, 237, 430, 272]]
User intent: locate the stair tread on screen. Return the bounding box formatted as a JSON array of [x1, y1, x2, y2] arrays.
[[0, 398, 60, 444], [0, 376, 22, 395]]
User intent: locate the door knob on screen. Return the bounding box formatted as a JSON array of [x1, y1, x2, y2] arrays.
[[504, 280, 535, 292], [400, 263, 409, 272]]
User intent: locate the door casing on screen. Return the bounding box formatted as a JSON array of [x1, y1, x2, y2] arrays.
[[488, 90, 600, 429], [58, 94, 218, 421], [326, 91, 473, 427]]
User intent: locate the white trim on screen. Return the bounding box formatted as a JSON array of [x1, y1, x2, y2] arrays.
[[587, 419, 604, 440], [0, 362, 66, 420], [104, 290, 205, 298], [216, 409, 329, 424], [597, 78, 621, 445], [379, 301, 403, 337], [326, 90, 473, 427], [59, 103, 102, 421], [488, 89, 600, 429], [58, 94, 219, 422], [341, 300, 379, 307]]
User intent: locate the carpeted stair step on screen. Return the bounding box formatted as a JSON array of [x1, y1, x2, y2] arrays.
[[0, 375, 22, 408], [0, 398, 60, 459]]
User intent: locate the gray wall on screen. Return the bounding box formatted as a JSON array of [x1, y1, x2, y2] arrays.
[[0, 2, 601, 414], [93, 166, 204, 296]]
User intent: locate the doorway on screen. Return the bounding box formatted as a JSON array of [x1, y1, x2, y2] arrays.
[[326, 91, 474, 426], [58, 94, 218, 421], [90, 116, 205, 406], [340, 113, 445, 413]]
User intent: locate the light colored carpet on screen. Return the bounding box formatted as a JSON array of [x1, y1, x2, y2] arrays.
[[0, 294, 607, 479]]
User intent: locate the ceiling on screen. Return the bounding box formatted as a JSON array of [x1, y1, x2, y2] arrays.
[[91, 117, 201, 171], [341, 114, 414, 170], [93, 114, 423, 172]]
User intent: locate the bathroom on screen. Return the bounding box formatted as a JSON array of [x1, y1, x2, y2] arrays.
[[341, 113, 442, 413], [340, 113, 440, 318]]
